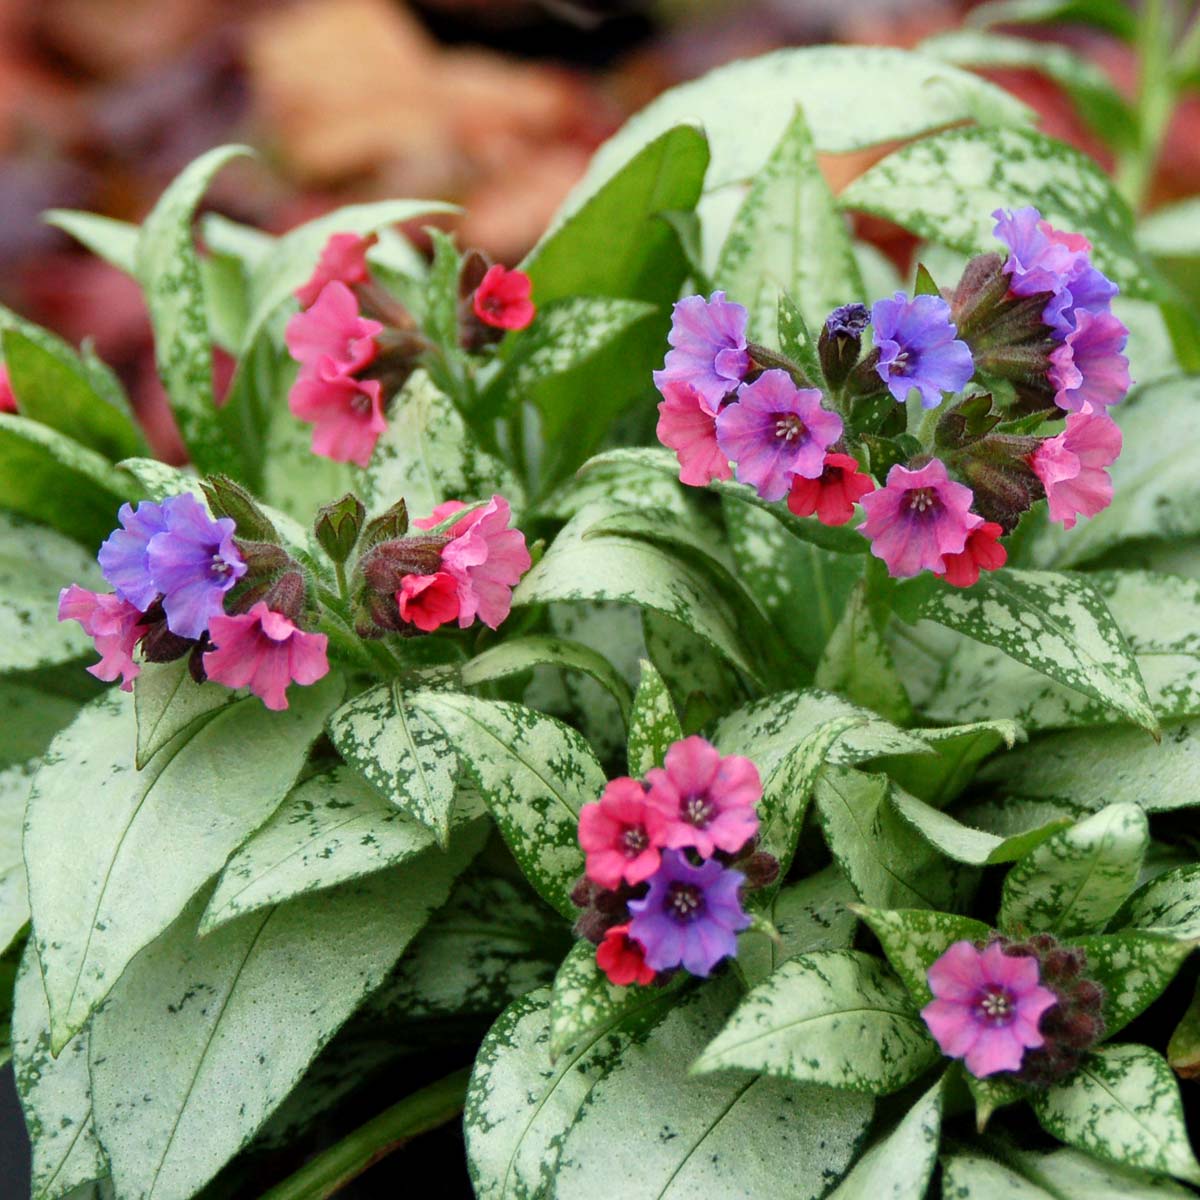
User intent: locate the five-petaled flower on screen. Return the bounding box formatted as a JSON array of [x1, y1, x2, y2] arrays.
[[653, 291, 751, 413], [473, 265, 536, 331], [57, 585, 144, 691], [596, 924, 656, 987], [578, 777, 666, 891], [295, 232, 377, 309], [786, 452, 875, 526], [938, 521, 1007, 589], [872, 292, 974, 409], [1031, 409, 1122, 530], [396, 571, 461, 632], [656, 379, 732, 487], [922, 940, 1058, 1078], [285, 281, 382, 378]]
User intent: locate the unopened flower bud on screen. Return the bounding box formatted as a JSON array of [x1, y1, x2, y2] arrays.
[[818, 302, 870, 390], [949, 252, 1010, 341], [958, 436, 1044, 533], [360, 499, 409, 552], [314, 493, 366, 565], [263, 570, 308, 624], [739, 852, 780, 891], [201, 474, 279, 544], [936, 393, 1000, 450], [138, 601, 194, 664], [358, 537, 447, 596]]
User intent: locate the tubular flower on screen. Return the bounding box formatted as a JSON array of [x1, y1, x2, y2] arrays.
[[786, 452, 875, 526], [473, 265, 535, 331], [596, 924, 656, 987], [656, 379, 732, 487], [1030, 409, 1122, 530], [578, 777, 667, 891], [871, 292, 974, 409], [937, 521, 1007, 589], [653, 292, 751, 413], [57, 585, 144, 691], [295, 232, 377, 309]]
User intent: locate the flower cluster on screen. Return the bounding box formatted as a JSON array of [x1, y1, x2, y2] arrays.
[[654, 207, 1131, 586], [571, 736, 774, 985], [922, 933, 1105, 1083], [285, 233, 535, 468]]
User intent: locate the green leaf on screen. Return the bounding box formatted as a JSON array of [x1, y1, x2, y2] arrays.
[[777, 292, 826, 389], [968, 0, 1139, 39], [625, 658, 681, 776], [1033, 1044, 1200, 1184], [462, 635, 633, 727], [1115, 864, 1200, 940], [1, 327, 143, 462], [423, 228, 462, 350], [44, 210, 139, 275], [1072, 932, 1193, 1038], [513, 507, 759, 682], [715, 106, 864, 339], [476, 296, 656, 422], [407, 692, 605, 919], [815, 768, 978, 911], [840, 125, 1151, 298], [0, 511, 105, 672], [940, 1153, 1053, 1199], [200, 766, 486, 931], [327, 681, 461, 845], [1000, 804, 1148, 936], [890, 788, 1069, 866], [1140, 198, 1200, 259], [827, 1074, 946, 1200], [914, 569, 1158, 733], [551, 982, 875, 1200], [0, 414, 128, 547], [1168, 979, 1200, 1079], [90, 847, 475, 1200], [12, 949, 105, 1200], [564, 45, 1031, 258], [26, 676, 341, 1052], [465, 985, 677, 1200], [694, 949, 939, 1093], [0, 767, 30, 955], [854, 906, 991, 1005], [135, 144, 253, 478], [520, 127, 708, 486], [641, 610, 743, 735], [358, 369, 522, 521], [133, 659, 232, 769], [1011, 1146, 1198, 1199]]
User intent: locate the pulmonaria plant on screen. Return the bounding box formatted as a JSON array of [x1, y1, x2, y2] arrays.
[[654, 206, 1131, 585]]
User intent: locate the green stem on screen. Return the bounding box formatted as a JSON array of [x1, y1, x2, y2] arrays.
[[259, 1068, 471, 1200], [334, 560, 348, 604]]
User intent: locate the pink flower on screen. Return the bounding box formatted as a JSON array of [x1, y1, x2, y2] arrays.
[[396, 571, 460, 632], [937, 521, 1007, 588], [438, 495, 531, 630], [473, 265, 535, 330], [0, 365, 17, 414], [786, 452, 875, 526], [295, 232, 377, 309], [285, 281, 382, 378], [921, 941, 1058, 1078], [644, 736, 760, 859], [656, 380, 732, 487], [203, 602, 330, 711], [1048, 310, 1131, 413], [578, 776, 667, 890], [57, 585, 143, 691], [289, 373, 386, 468], [596, 924, 656, 987], [413, 500, 468, 531], [1031, 410, 1122, 530], [859, 458, 981, 579], [715, 370, 844, 502]]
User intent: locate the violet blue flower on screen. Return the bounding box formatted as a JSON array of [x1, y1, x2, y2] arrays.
[[627, 850, 750, 977], [872, 292, 974, 409], [97, 500, 169, 610], [1031, 409, 1122, 530], [714, 370, 843, 502], [921, 941, 1058, 1078], [147, 493, 247, 639], [859, 458, 982, 578], [653, 291, 751, 414], [1048, 310, 1131, 413]]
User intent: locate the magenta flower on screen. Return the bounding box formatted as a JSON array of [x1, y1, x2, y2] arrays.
[[577, 776, 667, 891], [922, 941, 1058, 1078], [992, 207, 1117, 337], [97, 499, 169, 611], [295, 232, 377, 309], [203, 602, 330, 711], [627, 850, 750, 977], [644, 735, 760, 859], [859, 458, 982, 579], [289, 372, 387, 468], [413, 500, 469, 531], [1031, 409, 1122, 530], [872, 292, 974, 409], [285, 281, 382, 378], [653, 291, 751, 413], [656, 380, 732, 487], [57, 585, 144, 691], [1048, 310, 1131, 413], [146, 493, 247, 640], [438, 495, 531, 630], [715, 370, 843, 502], [396, 571, 460, 632], [0, 365, 17, 414]]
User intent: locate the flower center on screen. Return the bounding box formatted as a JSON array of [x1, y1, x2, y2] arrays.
[[209, 553, 233, 579], [621, 826, 648, 858], [888, 349, 912, 376], [774, 413, 806, 442], [907, 487, 939, 516], [350, 391, 373, 416], [976, 986, 1016, 1025], [681, 793, 715, 828], [665, 882, 705, 923]]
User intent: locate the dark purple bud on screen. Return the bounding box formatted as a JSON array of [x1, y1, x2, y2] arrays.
[[959, 436, 1045, 533], [740, 852, 780, 891], [1073, 980, 1104, 1012], [573, 907, 612, 945], [570, 877, 596, 909], [188, 641, 209, 685], [818, 302, 870, 390]]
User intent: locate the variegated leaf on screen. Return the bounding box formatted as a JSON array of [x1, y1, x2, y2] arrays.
[[625, 658, 681, 776]]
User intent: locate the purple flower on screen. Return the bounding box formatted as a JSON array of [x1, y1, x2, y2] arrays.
[[859, 458, 981, 579], [627, 849, 750, 977], [992, 207, 1118, 338], [872, 292, 974, 409], [824, 302, 870, 338], [653, 292, 751, 414], [714, 370, 843, 501], [147, 493, 247, 639], [1048, 309, 1131, 413], [97, 500, 169, 611], [921, 941, 1058, 1078]]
